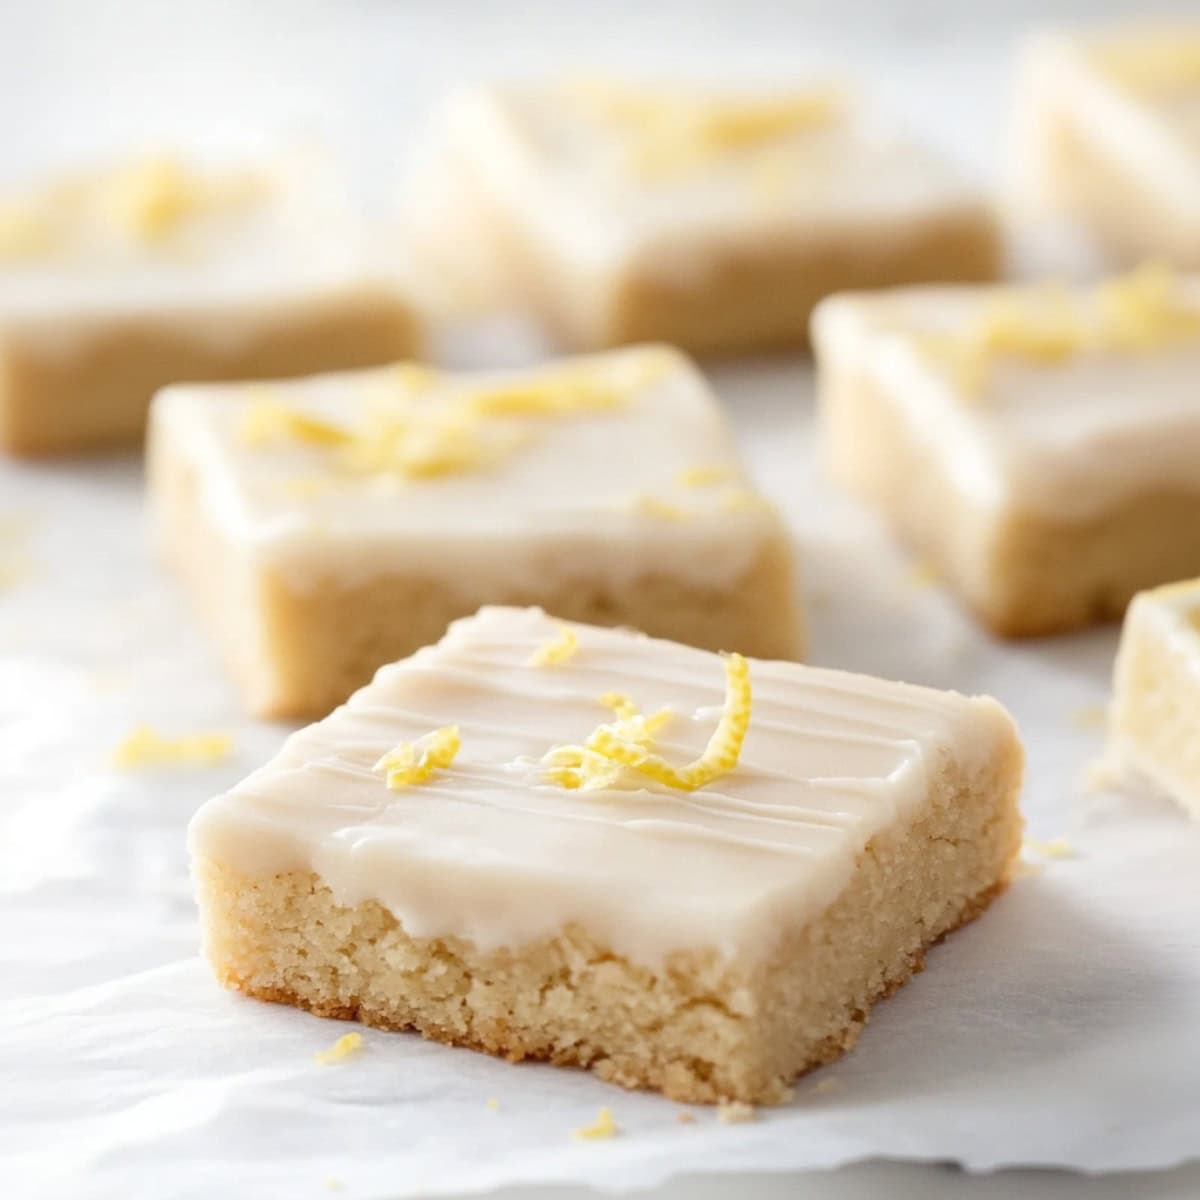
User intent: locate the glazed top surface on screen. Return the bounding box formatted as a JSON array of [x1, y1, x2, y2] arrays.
[[189, 606, 1017, 966]]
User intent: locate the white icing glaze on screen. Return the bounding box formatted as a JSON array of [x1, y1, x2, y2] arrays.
[[812, 283, 1200, 521], [0, 151, 404, 339], [149, 346, 786, 592], [438, 84, 990, 286], [189, 606, 1017, 967]]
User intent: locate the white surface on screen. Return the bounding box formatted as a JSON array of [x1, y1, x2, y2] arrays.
[[2, 2, 1200, 1197]]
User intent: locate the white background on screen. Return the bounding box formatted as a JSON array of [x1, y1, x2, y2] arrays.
[[2, 1, 1200, 1197]]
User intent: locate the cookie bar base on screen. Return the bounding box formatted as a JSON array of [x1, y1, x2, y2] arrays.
[[1111, 595, 1200, 819], [193, 732, 1023, 1104], [150, 408, 803, 719], [0, 285, 420, 456], [820, 365, 1200, 637]]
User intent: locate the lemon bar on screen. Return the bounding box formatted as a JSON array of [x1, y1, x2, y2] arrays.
[[189, 606, 1024, 1104], [813, 264, 1200, 636], [405, 81, 1000, 354], [0, 153, 420, 455], [1110, 579, 1200, 819], [1013, 26, 1200, 265], [147, 346, 800, 718]]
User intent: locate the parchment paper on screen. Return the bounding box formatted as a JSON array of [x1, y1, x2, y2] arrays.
[[1, 355, 1197, 1199]]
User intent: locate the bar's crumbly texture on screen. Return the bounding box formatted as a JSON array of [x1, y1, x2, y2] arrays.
[[403, 82, 999, 354], [148, 346, 801, 718], [190, 607, 1024, 1104], [1109, 578, 1200, 819], [1012, 26, 1200, 264], [0, 153, 420, 455], [812, 265, 1200, 637]]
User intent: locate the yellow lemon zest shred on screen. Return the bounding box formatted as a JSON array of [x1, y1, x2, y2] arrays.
[[237, 363, 645, 483], [238, 397, 352, 448], [0, 156, 265, 262], [633, 495, 690, 521], [95, 156, 265, 242], [1095, 259, 1200, 349], [599, 691, 638, 721], [675, 464, 734, 488], [0, 201, 50, 260], [718, 486, 771, 514], [543, 654, 750, 793], [567, 79, 840, 182], [464, 372, 625, 417], [374, 726, 461, 789], [314, 1032, 363, 1065], [542, 694, 672, 790], [1096, 35, 1200, 91], [1023, 836, 1076, 860], [918, 263, 1200, 397], [571, 1106, 619, 1140], [529, 626, 579, 667], [103, 157, 200, 240], [110, 724, 232, 769]]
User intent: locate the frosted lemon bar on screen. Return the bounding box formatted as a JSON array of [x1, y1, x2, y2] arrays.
[[190, 606, 1024, 1104], [406, 81, 1000, 354], [1110, 579, 1200, 819], [0, 154, 420, 455], [1013, 27, 1200, 265], [813, 264, 1200, 636], [148, 346, 800, 718]]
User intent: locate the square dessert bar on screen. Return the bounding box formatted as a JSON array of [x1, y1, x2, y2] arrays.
[[1110, 578, 1200, 819], [0, 153, 420, 455], [1013, 26, 1200, 265], [813, 264, 1200, 636], [406, 81, 1000, 354], [147, 345, 800, 718], [190, 607, 1024, 1104]]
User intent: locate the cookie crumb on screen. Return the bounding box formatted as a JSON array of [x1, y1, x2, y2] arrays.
[[717, 1100, 757, 1124], [1070, 705, 1107, 731]]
